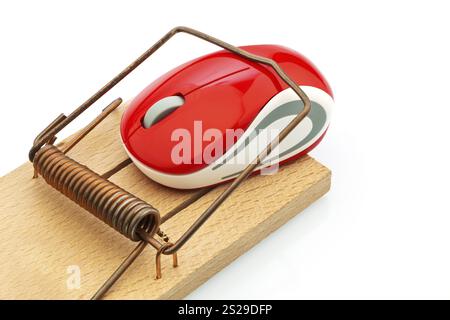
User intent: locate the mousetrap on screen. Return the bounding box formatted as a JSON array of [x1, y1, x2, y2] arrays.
[[0, 27, 331, 299]]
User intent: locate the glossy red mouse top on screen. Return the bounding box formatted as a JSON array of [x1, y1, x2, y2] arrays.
[[120, 44, 333, 175]]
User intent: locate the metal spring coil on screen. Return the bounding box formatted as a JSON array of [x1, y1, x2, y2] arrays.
[[33, 145, 160, 241]]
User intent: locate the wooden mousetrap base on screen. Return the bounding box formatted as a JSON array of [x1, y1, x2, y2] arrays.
[[0, 103, 331, 299]]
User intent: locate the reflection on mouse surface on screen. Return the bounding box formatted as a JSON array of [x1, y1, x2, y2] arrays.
[[120, 44, 334, 189]]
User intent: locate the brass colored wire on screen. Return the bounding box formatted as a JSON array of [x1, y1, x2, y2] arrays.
[[33, 145, 160, 241], [30, 26, 313, 299]]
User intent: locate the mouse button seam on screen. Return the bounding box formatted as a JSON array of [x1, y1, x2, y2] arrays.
[[182, 66, 251, 97]]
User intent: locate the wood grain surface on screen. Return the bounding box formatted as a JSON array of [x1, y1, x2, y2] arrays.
[[0, 104, 331, 299]]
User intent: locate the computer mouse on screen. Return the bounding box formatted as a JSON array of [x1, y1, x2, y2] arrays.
[[120, 44, 334, 189]]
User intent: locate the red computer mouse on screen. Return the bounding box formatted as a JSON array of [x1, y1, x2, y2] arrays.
[[120, 45, 334, 189]]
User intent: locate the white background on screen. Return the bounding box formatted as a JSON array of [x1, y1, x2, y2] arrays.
[[1, 1, 450, 299]]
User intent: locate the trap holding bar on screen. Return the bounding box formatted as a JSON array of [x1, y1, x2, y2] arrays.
[[29, 26, 311, 299]]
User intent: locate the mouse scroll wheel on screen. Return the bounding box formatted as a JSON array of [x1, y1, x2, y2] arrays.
[[142, 95, 185, 128]]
